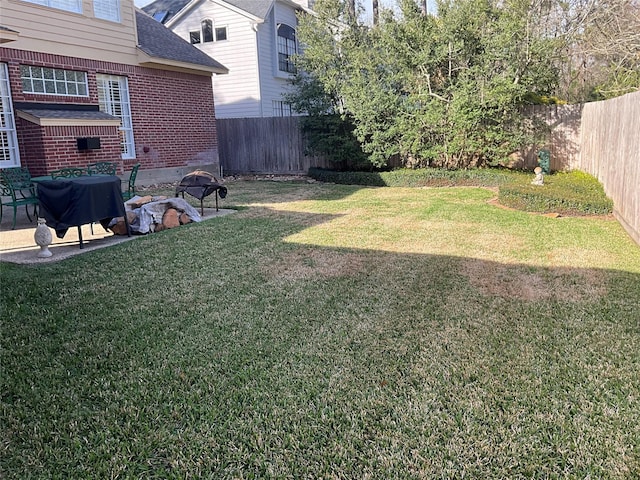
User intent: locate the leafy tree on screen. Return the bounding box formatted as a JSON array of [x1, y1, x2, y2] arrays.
[[292, 0, 559, 169]]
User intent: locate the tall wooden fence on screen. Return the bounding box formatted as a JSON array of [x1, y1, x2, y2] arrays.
[[217, 117, 330, 175], [577, 91, 640, 246], [522, 104, 584, 171], [525, 92, 639, 245]]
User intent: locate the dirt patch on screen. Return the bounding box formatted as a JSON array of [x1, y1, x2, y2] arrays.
[[461, 259, 607, 302], [264, 248, 367, 282]]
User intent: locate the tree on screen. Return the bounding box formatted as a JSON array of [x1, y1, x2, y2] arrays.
[[574, 0, 640, 99], [292, 0, 559, 168]]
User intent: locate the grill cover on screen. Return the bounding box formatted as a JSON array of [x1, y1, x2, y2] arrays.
[[175, 170, 228, 214], [175, 170, 227, 200]]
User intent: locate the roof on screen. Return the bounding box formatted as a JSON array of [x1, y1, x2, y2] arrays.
[[135, 9, 228, 74], [0, 25, 20, 43], [15, 106, 122, 127], [18, 109, 118, 121], [142, 0, 287, 25]]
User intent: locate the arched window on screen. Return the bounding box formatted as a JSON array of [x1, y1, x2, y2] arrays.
[[277, 24, 297, 74], [202, 19, 214, 43]]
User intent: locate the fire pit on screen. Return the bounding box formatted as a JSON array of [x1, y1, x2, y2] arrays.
[[175, 170, 227, 215]]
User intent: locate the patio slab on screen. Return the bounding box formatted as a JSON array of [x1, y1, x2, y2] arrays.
[[0, 206, 235, 265]]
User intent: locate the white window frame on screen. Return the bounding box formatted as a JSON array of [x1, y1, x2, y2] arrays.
[[201, 19, 214, 43], [277, 23, 297, 74], [0, 63, 20, 168], [215, 25, 228, 41], [22, 0, 82, 14], [97, 74, 135, 160], [21, 66, 88, 97], [190, 19, 227, 44], [93, 0, 120, 22], [272, 100, 292, 117]]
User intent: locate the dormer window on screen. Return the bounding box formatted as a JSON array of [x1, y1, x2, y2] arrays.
[[190, 19, 227, 45], [277, 24, 297, 74]]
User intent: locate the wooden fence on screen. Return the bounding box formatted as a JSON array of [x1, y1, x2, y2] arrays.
[[577, 90, 640, 246], [217, 117, 330, 175], [522, 104, 584, 171]]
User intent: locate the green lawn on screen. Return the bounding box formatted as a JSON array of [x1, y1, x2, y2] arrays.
[[2, 180, 639, 478]]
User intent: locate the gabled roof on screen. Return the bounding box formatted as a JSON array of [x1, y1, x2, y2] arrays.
[[142, 0, 302, 26], [135, 9, 228, 74]]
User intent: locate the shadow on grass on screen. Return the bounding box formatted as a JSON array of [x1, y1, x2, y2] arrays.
[[1, 195, 639, 478]]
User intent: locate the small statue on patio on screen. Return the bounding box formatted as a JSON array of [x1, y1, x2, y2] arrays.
[[34, 217, 53, 258], [531, 166, 544, 186]]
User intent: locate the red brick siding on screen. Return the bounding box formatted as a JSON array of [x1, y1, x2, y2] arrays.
[[1, 48, 218, 174]]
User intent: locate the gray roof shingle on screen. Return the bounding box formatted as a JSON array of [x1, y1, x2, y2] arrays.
[[17, 109, 119, 121], [142, 0, 274, 24], [135, 9, 228, 73]]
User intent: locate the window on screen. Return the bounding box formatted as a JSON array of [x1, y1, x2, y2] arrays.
[[273, 101, 292, 117], [191, 19, 226, 45], [277, 24, 297, 74], [0, 63, 20, 168], [22, 0, 81, 13], [96, 74, 135, 159], [215, 27, 227, 41], [202, 20, 214, 43], [21, 66, 88, 97], [93, 0, 120, 22]]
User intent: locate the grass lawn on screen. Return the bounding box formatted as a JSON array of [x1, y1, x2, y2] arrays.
[[2, 179, 639, 478]]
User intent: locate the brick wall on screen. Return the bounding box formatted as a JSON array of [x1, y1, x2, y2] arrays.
[[1, 48, 219, 175]]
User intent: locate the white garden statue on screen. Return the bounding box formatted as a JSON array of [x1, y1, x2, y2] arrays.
[[34, 218, 53, 258], [531, 166, 544, 186]]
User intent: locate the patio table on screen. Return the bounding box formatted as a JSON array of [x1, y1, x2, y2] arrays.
[[34, 175, 130, 248]]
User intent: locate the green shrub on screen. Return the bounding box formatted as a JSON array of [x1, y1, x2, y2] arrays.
[[309, 168, 613, 216], [308, 167, 524, 187], [498, 171, 613, 215]]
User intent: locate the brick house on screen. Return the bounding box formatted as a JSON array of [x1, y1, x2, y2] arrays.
[[0, 0, 228, 182]]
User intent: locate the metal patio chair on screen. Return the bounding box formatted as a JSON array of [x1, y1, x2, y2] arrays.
[[0, 167, 39, 230], [87, 161, 118, 175], [50, 167, 87, 179], [122, 163, 141, 200]]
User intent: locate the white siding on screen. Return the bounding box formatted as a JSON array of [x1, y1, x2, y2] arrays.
[[169, 0, 302, 118], [171, 2, 262, 118]]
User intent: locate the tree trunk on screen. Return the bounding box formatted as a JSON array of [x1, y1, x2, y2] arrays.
[[345, 0, 356, 22]]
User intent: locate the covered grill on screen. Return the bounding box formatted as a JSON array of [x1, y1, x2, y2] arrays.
[[175, 170, 227, 215]]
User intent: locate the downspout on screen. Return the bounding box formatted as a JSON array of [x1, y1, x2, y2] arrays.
[[252, 21, 263, 117]]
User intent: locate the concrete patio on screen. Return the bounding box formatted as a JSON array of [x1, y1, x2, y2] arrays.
[[0, 204, 234, 265]]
